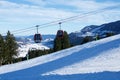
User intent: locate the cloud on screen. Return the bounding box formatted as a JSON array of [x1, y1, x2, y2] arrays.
[[26, 0, 120, 9], [0, 0, 75, 22], [0, 0, 19, 8], [25, 0, 47, 6], [0, 0, 120, 35]]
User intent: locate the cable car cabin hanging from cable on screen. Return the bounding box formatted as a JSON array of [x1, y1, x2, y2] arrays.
[[34, 25, 42, 43], [34, 34, 42, 43], [57, 30, 64, 38], [56, 22, 64, 38]]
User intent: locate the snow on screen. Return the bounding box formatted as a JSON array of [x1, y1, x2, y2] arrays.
[[43, 47, 120, 75], [91, 25, 105, 33], [0, 34, 120, 80], [17, 43, 50, 57]]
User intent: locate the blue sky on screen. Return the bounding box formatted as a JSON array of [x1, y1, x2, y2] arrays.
[[0, 0, 120, 36]]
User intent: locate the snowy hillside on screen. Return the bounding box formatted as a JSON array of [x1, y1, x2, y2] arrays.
[[17, 42, 50, 57], [0, 34, 120, 80], [69, 20, 120, 45]]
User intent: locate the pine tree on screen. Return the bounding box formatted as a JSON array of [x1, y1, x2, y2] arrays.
[[5, 31, 18, 64], [54, 31, 70, 51], [62, 31, 70, 49], [54, 37, 62, 51], [81, 36, 91, 44], [0, 34, 5, 65], [106, 32, 114, 37], [95, 34, 100, 40]]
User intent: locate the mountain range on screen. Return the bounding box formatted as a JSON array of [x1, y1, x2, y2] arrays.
[[69, 20, 120, 45]]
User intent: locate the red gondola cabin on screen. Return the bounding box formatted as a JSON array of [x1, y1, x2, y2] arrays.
[[57, 30, 64, 38], [34, 34, 42, 43]]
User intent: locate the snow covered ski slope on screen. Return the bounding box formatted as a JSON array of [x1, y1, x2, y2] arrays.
[[0, 34, 120, 80]]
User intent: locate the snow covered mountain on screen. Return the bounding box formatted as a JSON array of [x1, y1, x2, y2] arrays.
[[81, 20, 120, 35], [17, 42, 50, 57], [16, 35, 55, 57], [0, 34, 120, 80], [69, 20, 120, 45]]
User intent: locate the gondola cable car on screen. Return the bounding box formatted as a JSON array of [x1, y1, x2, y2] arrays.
[[57, 22, 64, 38], [34, 25, 42, 43]]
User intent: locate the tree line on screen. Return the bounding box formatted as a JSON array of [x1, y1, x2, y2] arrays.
[[0, 31, 18, 66]]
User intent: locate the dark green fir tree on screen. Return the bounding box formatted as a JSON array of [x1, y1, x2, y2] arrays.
[[5, 31, 18, 64], [54, 37, 62, 51], [0, 34, 5, 65], [54, 31, 70, 51], [62, 31, 70, 49]]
